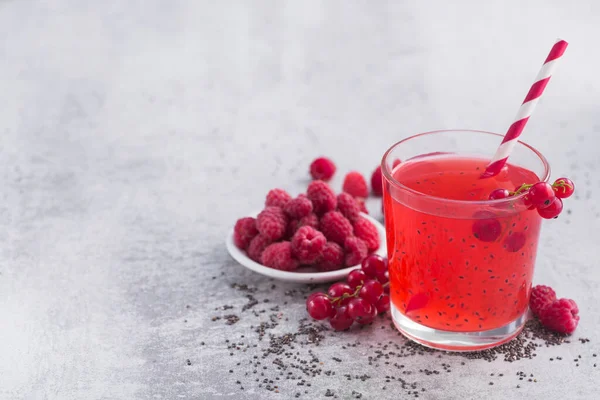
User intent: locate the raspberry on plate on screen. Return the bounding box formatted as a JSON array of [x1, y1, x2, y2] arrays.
[[353, 217, 380, 251], [343, 171, 369, 198], [344, 236, 367, 266], [529, 285, 557, 316], [247, 234, 272, 262], [256, 206, 288, 241], [309, 157, 336, 181], [307, 180, 337, 215], [370, 166, 383, 197], [291, 226, 326, 264], [337, 192, 361, 221], [288, 213, 320, 239], [538, 298, 580, 334], [320, 211, 353, 246], [233, 217, 258, 250], [317, 242, 345, 272], [261, 241, 299, 271], [265, 189, 292, 208], [298, 213, 319, 229], [284, 194, 313, 219]]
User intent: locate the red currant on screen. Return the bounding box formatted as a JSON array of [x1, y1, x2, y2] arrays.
[[327, 282, 354, 305], [527, 182, 555, 208], [375, 294, 390, 313], [471, 212, 502, 242], [488, 188, 511, 200], [503, 232, 526, 252], [359, 279, 384, 304], [361, 254, 386, 278], [306, 293, 335, 320], [553, 178, 574, 199], [537, 197, 563, 219], [357, 305, 377, 325], [347, 298, 377, 324], [522, 195, 537, 210], [377, 269, 389, 284], [347, 269, 367, 289], [329, 306, 354, 331]]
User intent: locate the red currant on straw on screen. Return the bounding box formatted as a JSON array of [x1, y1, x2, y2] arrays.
[[552, 177, 575, 199], [527, 182, 556, 209], [537, 197, 563, 219], [488, 188, 511, 200]]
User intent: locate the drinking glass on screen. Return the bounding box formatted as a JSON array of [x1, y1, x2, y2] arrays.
[[382, 130, 550, 351]]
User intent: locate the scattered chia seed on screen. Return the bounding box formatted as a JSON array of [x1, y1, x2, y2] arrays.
[[224, 314, 240, 325], [201, 281, 592, 398]]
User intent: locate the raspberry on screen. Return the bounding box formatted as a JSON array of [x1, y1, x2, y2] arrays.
[[246, 234, 272, 262], [286, 213, 319, 239], [298, 213, 319, 230], [307, 180, 337, 215], [320, 211, 353, 246], [233, 217, 258, 250], [342, 171, 369, 198], [283, 194, 313, 219], [370, 166, 383, 196], [260, 241, 299, 271], [538, 298, 580, 334], [309, 157, 336, 181], [256, 206, 288, 241], [358, 199, 368, 215], [344, 236, 368, 266], [353, 217, 380, 251], [317, 242, 345, 272], [336, 192, 361, 221], [285, 219, 298, 239], [265, 189, 292, 208], [530, 285, 557, 316], [290, 226, 326, 264]]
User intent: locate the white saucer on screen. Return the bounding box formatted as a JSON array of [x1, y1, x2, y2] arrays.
[[225, 212, 387, 284]]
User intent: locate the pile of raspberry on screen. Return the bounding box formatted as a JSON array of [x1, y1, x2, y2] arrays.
[[234, 180, 380, 272], [530, 284, 580, 334]]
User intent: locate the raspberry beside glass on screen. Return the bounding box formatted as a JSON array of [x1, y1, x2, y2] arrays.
[[382, 130, 550, 350]]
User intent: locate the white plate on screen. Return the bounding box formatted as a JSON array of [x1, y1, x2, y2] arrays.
[[225, 212, 387, 284]]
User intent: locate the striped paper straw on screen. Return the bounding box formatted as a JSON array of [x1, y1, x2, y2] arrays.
[[481, 39, 568, 178]]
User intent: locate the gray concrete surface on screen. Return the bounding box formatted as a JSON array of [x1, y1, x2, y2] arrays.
[[1, 1, 599, 399]]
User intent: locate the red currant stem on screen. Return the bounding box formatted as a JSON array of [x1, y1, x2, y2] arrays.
[[552, 181, 573, 191], [326, 281, 390, 305], [510, 183, 532, 196]]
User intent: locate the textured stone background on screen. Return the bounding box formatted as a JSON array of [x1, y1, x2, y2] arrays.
[[0, 1, 598, 399]]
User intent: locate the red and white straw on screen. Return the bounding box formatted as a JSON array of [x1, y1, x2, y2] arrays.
[[481, 39, 569, 178]]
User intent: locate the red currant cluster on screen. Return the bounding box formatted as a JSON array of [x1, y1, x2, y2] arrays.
[[488, 177, 574, 219], [306, 254, 390, 331]]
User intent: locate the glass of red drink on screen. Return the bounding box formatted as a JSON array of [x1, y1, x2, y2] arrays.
[[382, 130, 550, 351]]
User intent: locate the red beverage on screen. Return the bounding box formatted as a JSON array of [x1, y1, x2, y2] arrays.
[[384, 155, 543, 332]]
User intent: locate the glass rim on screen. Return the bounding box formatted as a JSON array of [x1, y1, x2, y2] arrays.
[[381, 129, 551, 206]]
